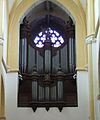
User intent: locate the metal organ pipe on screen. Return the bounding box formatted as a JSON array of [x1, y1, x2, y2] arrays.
[[20, 18, 30, 73], [68, 37, 75, 72], [44, 49, 51, 73], [21, 38, 27, 73]]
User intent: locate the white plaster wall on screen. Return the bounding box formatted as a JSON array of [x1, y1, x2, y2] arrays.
[[93, 0, 100, 119], [2, 64, 89, 120], [94, 0, 99, 27], [92, 27, 100, 120], [1, 63, 18, 120]]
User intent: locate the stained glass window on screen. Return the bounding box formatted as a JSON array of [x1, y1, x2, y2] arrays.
[[34, 28, 64, 48]]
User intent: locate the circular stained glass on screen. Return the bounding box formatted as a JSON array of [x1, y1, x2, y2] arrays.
[[34, 28, 64, 48]]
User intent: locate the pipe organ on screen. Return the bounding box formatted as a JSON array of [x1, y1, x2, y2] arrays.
[[18, 17, 77, 112]]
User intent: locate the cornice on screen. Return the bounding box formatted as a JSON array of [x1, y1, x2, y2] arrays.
[[76, 67, 88, 71], [0, 37, 4, 46], [2, 58, 19, 73], [86, 34, 96, 44]]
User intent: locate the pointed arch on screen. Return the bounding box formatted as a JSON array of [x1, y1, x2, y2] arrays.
[[7, 0, 87, 72]]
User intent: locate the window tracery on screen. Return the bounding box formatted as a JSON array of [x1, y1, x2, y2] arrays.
[[34, 28, 64, 48]]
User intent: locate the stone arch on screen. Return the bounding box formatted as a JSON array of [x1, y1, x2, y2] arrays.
[[7, 0, 86, 71]]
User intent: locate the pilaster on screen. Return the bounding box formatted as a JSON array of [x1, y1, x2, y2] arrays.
[[86, 34, 95, 120], [0, 0, 4, 117], [87, 0, 95, 120]]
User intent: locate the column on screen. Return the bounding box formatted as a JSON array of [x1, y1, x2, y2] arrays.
[[86, 0, 95, 120], [0, 0, 3, 59], [0, 0, 4, 118]]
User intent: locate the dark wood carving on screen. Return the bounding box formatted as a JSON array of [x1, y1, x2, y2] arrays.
[[18, 16, 77, 112], [18, 71, 77, 112]]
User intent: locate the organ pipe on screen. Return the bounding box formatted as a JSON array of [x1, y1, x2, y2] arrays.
[[20, 18, 30, 73]]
